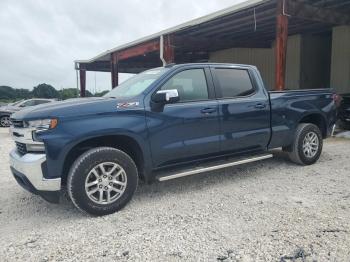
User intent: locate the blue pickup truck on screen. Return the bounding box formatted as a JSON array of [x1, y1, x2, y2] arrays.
[[9, 63, 337, 215]]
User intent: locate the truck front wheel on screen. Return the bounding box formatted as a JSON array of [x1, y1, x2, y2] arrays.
[[287, 123, 323, 165], [67, 147, 138, 216], [0, 115, 11, 127]]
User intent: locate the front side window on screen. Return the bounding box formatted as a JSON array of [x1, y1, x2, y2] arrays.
[[161, 69, 208, 102], [214, 68, 255, 98]]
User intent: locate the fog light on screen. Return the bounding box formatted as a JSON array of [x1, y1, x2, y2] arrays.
[[26, 143, 45, 152]]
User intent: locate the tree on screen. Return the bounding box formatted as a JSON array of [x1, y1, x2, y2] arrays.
[[59, 88, 78, 100], [1, 84, 104, 102], [15, 88, 31, 99], [0, 86, 16, 100], [0, 86, 31, 101], [85, 90, 93, 97], [94, 90, 109, 97], [32, 83, 59, 98], [58, 88, 93, 99]]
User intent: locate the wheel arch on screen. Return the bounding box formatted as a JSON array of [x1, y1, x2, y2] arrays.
[[61, 134, 148, 185], [298, 113, 327, 138]]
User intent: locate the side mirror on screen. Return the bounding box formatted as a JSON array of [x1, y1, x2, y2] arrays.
[[153, 89, 180, 104]]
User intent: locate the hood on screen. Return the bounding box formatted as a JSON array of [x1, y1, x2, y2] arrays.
[[0, 105, 20, 112], [11, 97, 141, 120]]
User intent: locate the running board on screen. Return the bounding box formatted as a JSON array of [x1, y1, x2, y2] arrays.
[[156, 154, 273, 182]]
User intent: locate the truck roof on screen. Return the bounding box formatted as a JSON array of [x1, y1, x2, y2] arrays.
[[163, 63, 257, 70]]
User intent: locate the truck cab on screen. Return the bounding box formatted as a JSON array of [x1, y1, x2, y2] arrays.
[[9, 63, 337, 215]]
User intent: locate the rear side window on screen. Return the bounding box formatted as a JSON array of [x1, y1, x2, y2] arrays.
[[214, 68, 255, 98], [161, 69, 209, 102]]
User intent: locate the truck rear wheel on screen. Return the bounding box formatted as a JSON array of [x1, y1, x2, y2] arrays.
[[67, 147, 138, 216], [287, 123, 323, 165]]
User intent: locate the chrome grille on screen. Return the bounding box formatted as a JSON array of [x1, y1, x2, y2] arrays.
[[15, 142, 27, 156]]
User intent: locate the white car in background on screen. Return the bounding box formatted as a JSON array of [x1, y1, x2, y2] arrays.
[[0, 99, 55, 127]]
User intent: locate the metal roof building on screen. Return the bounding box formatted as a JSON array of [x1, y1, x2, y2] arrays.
[[75, 0, 350, 96]]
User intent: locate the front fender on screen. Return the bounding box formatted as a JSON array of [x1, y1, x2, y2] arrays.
[[38, 113, 151, 179]]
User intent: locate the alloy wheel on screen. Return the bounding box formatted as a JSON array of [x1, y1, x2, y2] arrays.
[[0, 116, 11, 127], [85, 162, 127, 204], [302, 131, 319, 158]]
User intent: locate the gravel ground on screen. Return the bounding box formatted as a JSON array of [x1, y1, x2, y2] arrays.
[[0, 127, 350, 262]]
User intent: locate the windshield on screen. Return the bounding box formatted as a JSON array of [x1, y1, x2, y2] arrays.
[[104, 68, 169, 99]]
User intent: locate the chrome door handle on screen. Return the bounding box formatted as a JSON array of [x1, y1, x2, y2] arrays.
[[254, 103, 266, 109], [201, 108, 217, 114]]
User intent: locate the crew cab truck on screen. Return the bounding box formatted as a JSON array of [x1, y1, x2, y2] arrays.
[[9, 63, 337, 216]]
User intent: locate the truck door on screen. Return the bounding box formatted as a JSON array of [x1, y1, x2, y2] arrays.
[[146, 67, 221, 167], [210, 66, 271, 153]]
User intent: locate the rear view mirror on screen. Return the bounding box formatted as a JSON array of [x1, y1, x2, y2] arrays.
[[153, 89, 179, 104]]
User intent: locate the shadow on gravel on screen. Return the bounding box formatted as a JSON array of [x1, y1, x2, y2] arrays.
[[11, 191, 86, 219], [8, 150, 293, 219], [134, 149, 292, 199]]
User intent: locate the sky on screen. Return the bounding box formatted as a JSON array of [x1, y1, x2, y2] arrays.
[[0, 0, 246, 93]]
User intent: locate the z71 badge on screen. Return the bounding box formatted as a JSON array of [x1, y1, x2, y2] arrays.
[[117, 102, 139, 109]]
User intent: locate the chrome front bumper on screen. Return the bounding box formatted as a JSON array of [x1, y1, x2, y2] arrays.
[[9, 149, 61, 192]]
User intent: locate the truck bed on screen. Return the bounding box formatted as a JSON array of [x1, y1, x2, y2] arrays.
[[268, 88, 336, 149]]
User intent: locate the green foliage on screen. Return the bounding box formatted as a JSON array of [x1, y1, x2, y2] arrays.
[[32, 83, 59, 98], [0, 86, 31, 100], [59, 88, 78, 100], [58, 89, 93, 99], [15, 88, 31, 99], [0, 84, 107, 102], [85, 90, 93, 97], [0, 86, 17, 100], [94, 90, 109, 97]]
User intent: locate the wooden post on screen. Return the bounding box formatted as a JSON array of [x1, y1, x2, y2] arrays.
[[111, 53, 119, 88], [79, 69, 86, 97], [164, 35, 175, 64], [275, 0, 289, 91]]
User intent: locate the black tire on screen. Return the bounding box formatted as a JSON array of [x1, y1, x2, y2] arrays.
[[0, 115, 11, 127], [287, 123, 323, 165], [67, 147, 138, 216]]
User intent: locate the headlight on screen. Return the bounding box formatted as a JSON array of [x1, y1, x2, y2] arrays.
[[27, 118, 58, 130]]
